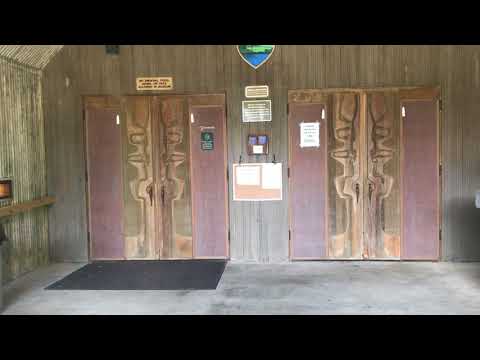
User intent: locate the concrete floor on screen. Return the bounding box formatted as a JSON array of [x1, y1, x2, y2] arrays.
[[2, 261, 480, 314]]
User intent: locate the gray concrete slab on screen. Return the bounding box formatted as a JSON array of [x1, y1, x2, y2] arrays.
[[2, 261, 480, 314]]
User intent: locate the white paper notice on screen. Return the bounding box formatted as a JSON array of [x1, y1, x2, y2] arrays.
[[252, 145, 264, 154], [300, 122, 320, 148], [236, 165, 261, 186], [261, 163, 282, 190]]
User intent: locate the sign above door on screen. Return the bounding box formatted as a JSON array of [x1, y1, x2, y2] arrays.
[[136, 77, 173, 91], [237, 45, 275, 69]]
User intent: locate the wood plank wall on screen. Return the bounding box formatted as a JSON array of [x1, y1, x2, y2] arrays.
[[42, 45, 480, 263], [0, 57, 49, 283]]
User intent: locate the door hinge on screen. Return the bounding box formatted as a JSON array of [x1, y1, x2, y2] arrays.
[[439, 99, 443, 112], [85, 171, 88, 182], [287, 167, 290, 178], [439, 164, 442, 177], [288, 229, 291, 240], [226, 168, 229, 181], [287, 103, 289, 115], [228, 230, 231, 242], [439, 229, 442, 241]]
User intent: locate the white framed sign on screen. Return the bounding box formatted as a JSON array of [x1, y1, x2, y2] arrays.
[[232, 163, 282, 201], [300, 122, 320, 148], [242, 100, 272, 122]]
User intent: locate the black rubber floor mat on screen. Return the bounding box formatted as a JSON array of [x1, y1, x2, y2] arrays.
[[45, 260, 227, 290]]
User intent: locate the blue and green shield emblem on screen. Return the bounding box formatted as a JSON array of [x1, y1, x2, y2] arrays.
[[237, 45, 275, 69]]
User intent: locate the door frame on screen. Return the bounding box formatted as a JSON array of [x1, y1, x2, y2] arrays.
[[287, 86, 442, 261], [83, 93, 230, 261]]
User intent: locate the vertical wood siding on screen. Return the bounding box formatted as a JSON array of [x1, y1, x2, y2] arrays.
[[0, 57, 48, 283], [42, 45, 480, 263]]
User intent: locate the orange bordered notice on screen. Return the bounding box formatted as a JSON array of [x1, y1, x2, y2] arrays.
[[232, 163, 282, 201]]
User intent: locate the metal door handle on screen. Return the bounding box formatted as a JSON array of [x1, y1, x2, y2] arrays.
[[368, 183, 374, 202], [146, 184, 153, 206]]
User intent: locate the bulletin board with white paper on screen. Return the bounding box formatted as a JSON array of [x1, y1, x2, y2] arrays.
[[232, 163, 283, 201]]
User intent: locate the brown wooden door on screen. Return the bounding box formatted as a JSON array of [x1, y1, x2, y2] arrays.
[[288, 88, 440, 261], [151, 94, 229, 259], [288, 101, 328, 259], [288, 91, 362, 259], [188, 95, 229, 258], [400, 89, 440, 260], [85, 97, 124, 260]]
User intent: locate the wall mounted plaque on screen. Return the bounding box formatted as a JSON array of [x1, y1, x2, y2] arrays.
[[237, 45, 275, 69], [245, 85, 269, 98], [242, 100, 272, 122], [136, 77, 173, 91]]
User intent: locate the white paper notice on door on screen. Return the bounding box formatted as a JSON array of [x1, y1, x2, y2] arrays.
[[300, 122, 320, 148], [235, 165, 261, 186], [262, 163, 282, 190]]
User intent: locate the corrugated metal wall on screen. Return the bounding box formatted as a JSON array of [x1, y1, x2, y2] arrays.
[[42, 45, 480, 263], [0, 46, 63, 69], [0, 56, 49, 283]]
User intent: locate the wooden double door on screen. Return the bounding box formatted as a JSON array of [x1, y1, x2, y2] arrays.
[[85, 94, 229, 260], [288, 88, 440, 260]]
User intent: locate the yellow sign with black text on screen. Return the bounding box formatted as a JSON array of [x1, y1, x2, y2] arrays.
[[136, 77, 173, 91]]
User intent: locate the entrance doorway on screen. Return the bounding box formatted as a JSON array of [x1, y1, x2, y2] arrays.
[[85, 94, 229, 261], [288, 88, 440, 260]]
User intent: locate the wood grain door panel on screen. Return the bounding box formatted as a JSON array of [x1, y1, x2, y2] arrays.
[[189, 102, 228, 258], [289, 102, 328, 259], [152, 96, 193, 259], [85, 98, 124, 260], [365, 91, 401, 259], [400, 97, 440, 260], [327, 93, 362, 259], [122, 96, 156, 259]]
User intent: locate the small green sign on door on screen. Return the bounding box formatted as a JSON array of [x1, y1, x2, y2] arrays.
[[201, 131, 214, 151]]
